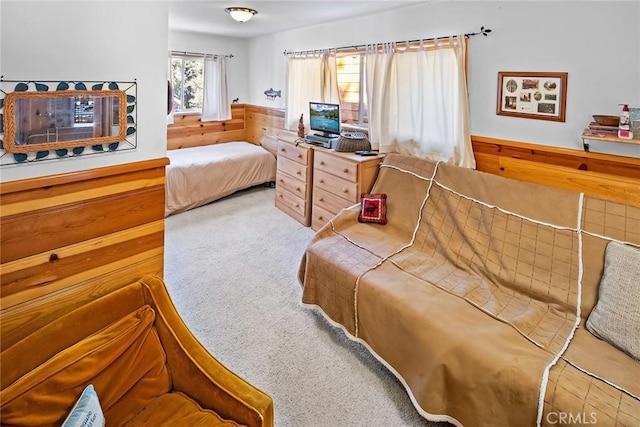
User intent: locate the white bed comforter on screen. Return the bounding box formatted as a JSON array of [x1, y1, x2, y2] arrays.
[[165, 141, 276, 216]]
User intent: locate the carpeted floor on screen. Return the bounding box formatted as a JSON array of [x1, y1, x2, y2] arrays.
[[164, 186, 447, 427]]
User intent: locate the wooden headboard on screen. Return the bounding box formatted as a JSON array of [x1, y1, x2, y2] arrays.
[[167, 104, 246, 150], [166, 104, 285, 156]]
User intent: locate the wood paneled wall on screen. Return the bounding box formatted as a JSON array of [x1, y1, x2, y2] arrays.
[[472, 136, 640, 206], [167, 104, 246, 150], [166, 104, 285, 155], [0, 158, 169, 310], [244, 105, 286, 155], [166, 103, 639, 205]]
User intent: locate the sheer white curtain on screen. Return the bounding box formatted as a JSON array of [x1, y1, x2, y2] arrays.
[[286, 50, 339, 131], [201, 55, 231, 122], [365, 35, 474, 168]]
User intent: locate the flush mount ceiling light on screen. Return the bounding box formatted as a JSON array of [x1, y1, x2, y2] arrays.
[[225, 7, 258, 23]]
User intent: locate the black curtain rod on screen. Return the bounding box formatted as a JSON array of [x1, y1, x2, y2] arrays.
[[283, 26, 491, 56], [171, 50, 234, 58]]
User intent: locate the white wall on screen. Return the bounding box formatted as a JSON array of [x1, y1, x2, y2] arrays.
[[0, 1, 169, 183], [169, 30, 249, 104], [248, 1, 640, 157]]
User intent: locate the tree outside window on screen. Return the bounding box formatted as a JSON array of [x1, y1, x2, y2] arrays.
[[171, 56, 204, 112]]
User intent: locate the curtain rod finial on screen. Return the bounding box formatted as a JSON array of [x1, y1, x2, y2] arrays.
[[465, 26, 492, 38]]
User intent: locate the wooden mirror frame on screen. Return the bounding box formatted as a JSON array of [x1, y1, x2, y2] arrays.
[[0, 80, 137, 165], [3, 89, 127, 154]]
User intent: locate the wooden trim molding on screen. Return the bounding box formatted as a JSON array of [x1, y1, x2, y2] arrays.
[[0, 158, 169, 195]]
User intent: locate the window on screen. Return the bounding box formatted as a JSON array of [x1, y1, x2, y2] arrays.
[[336, 54, 368, 127], [73, 96, 94, 124], [170, 55, 204, 113]]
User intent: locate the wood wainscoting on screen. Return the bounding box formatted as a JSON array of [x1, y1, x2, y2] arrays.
[[165, 103, 639, 206], [167, 104, 246, 150], [472, 135, 640, 207], [244, 105, 286, 155], [166, 104, 285, 156], [0, 158, 169, 310]]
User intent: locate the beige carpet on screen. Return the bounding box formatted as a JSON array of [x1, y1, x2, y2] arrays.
[[164, 186, 449, 427]]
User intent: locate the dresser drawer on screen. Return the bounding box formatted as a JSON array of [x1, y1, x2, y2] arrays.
[[313, 187, 354, 215], [277, 156, 308, 181], [314, 151, 357, 182], [278, 140, 309, 166], [314, 169, 358, 203], [276, 170, 308, 200], [276, 187, 306, 217], [311, 204, 337, 231]]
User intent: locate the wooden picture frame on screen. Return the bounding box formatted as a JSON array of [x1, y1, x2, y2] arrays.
[[496, 72, 568, 122]]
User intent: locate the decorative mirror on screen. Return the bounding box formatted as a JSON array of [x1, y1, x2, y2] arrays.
[[0, 80, 137, 165]]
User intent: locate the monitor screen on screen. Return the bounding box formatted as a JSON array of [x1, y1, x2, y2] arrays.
[[309, 102, 340, 136]]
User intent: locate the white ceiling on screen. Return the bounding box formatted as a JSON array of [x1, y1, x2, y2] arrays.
[[168, 1, 428, 38]]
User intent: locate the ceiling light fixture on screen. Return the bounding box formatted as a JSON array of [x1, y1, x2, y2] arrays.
[[225, 7, 258, 23]]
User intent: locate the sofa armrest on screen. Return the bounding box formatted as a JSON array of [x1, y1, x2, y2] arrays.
[[139, 275, 274, 427]]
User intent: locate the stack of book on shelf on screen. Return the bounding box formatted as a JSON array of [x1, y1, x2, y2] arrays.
[[582, 122, 619, 138]]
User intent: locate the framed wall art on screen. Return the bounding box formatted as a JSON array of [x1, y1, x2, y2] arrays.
[[496, 72, 568, 122]]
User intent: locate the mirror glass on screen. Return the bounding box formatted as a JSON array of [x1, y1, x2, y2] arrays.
[[4, 90, 126, 153]]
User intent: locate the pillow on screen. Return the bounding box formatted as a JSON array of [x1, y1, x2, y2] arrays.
[[358, 193, 387, 224], [586, 241, 640, 360], [62, 384, 105, 427]]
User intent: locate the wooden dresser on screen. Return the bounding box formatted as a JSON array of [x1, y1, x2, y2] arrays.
[[275, 132, 313, 226], [311, 148, 383, 231]]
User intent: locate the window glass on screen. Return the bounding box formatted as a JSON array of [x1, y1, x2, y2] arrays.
[[170, 56, 204, 112], [336, 54, 368, 127]]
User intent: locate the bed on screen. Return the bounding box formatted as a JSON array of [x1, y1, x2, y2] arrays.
[[165, 141, 276, 216]]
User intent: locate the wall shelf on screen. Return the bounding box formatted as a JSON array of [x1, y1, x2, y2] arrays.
[[581, 130, 640, 152]]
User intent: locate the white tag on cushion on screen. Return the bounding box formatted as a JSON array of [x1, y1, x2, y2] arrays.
[[586, 241, 640, 360], [61, 384, 105, 427]]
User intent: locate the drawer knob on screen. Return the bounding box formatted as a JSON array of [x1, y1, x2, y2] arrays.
[[296, 171, 302, 175], [343, 189, 349, 194], [320, 161, 325, 166], [297, 154, 303, 158], [279, 179, 284, 183], [295, 204, 300, 208], [319, 179, 324, 184], [318, 216, 323, 221], [281, 148, 286, 152], [296, 187, 301, 192], [319, 197, 324, 202], [343, 168, 349, 173]]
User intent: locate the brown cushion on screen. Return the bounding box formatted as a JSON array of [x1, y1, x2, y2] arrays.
[[124, 392, 246, 426], [1, 284, 148, 389], [0, 300, 171, 426]]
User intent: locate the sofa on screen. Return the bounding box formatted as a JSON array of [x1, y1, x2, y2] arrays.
[[0, 275, 274, 427], [298, 154, 640, 427]]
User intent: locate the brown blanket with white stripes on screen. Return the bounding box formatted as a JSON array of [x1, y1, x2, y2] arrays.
[[299, 154, 639, 427]]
